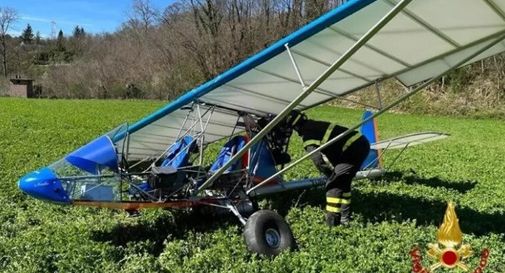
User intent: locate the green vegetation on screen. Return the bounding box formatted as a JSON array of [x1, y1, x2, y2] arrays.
[[0, 97, 504, 273]]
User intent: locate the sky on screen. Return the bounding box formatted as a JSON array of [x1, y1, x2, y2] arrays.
[[3, 0, 173, 38]]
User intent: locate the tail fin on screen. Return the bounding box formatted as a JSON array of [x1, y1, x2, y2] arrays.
[[360, 110, 382, 170]]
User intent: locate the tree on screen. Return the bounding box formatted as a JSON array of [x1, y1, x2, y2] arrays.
[[305, 0, 330, 20], [35, 31, 41, 44], [73, 25, 80, 38], [56, 29, 65, 50], [21, 24, 34, 44], [0, 7, 18, 77], [129, 0, 158, 32], [73, 25, 85, 39]]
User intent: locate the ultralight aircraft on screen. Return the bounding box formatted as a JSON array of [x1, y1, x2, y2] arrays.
[[18, 0, 505, 255]]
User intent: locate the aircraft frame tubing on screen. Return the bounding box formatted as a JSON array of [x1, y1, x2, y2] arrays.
[[69, 8, 505, 212], [196, 0, 414, 194], [246, 31, 505, 195], [78, 3, 505, 212], [248, 168, 386, 197]]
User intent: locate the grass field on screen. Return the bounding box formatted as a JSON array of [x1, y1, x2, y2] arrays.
[[0, 97, 504, 273]]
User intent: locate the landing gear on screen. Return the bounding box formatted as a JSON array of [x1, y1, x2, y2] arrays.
[[243, 210, 296, 256]]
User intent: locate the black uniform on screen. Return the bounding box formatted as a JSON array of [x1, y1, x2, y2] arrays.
[[295, 119, 370, 226]]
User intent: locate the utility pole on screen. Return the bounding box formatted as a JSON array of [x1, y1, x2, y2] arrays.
[[51, 20, 57, 39]]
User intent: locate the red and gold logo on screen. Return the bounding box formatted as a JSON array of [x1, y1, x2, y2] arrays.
[[409, 202, 490, 273]]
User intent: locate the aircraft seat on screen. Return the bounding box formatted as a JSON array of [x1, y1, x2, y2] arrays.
[[209, 135, 248, 174], [160, 135, 196, 169]]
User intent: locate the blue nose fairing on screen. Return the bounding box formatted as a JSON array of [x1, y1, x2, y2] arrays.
[[19, 133, 121, 204], [18, 167, 70, 203]]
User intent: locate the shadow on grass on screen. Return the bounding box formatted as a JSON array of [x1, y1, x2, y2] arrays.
[[352, 189, 505, 236], [280, 185, 505, 237], [380, 171, 477, 194], [91, 209, 240, 256], [91, 174, 498, 256]]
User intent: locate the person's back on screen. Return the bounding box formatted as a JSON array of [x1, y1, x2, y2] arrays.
[[285, 110, 370, 226]]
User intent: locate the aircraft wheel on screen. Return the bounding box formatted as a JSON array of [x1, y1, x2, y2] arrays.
[[243, 210, 296, 256]]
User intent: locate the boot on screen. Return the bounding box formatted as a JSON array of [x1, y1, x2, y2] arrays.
[[340, 192, 352, 225], [340, 205, 352, 225], [326, 212, 341, 227], [326, 188, 342, 227]]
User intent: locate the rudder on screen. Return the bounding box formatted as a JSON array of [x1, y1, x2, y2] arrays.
[[360, 110, 382, 170]]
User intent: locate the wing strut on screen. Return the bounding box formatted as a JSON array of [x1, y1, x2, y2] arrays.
[[284, 43, 307, 88], [195, 0, 414, 194], [246, 31, 505, 195]]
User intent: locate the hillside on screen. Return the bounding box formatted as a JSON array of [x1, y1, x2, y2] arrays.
[[1, 0, 505, 118], [0, 98, 504, 272]]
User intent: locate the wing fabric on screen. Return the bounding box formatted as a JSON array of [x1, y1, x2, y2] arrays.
[[119, 0, 505, 160]]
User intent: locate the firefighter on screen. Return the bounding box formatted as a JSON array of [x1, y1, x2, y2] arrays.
[[286, 110, 370, 226]]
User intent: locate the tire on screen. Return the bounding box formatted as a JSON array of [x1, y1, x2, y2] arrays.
[[243, 210, 296, 256]]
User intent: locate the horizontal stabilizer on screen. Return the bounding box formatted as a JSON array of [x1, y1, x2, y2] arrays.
[[370, 132, 448, 150]]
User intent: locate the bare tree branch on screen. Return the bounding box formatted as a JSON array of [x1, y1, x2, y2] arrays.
[[0, 7, 18, 77]]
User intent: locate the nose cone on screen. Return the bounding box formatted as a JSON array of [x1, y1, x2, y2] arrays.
[[18, 168, 70, 204]]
